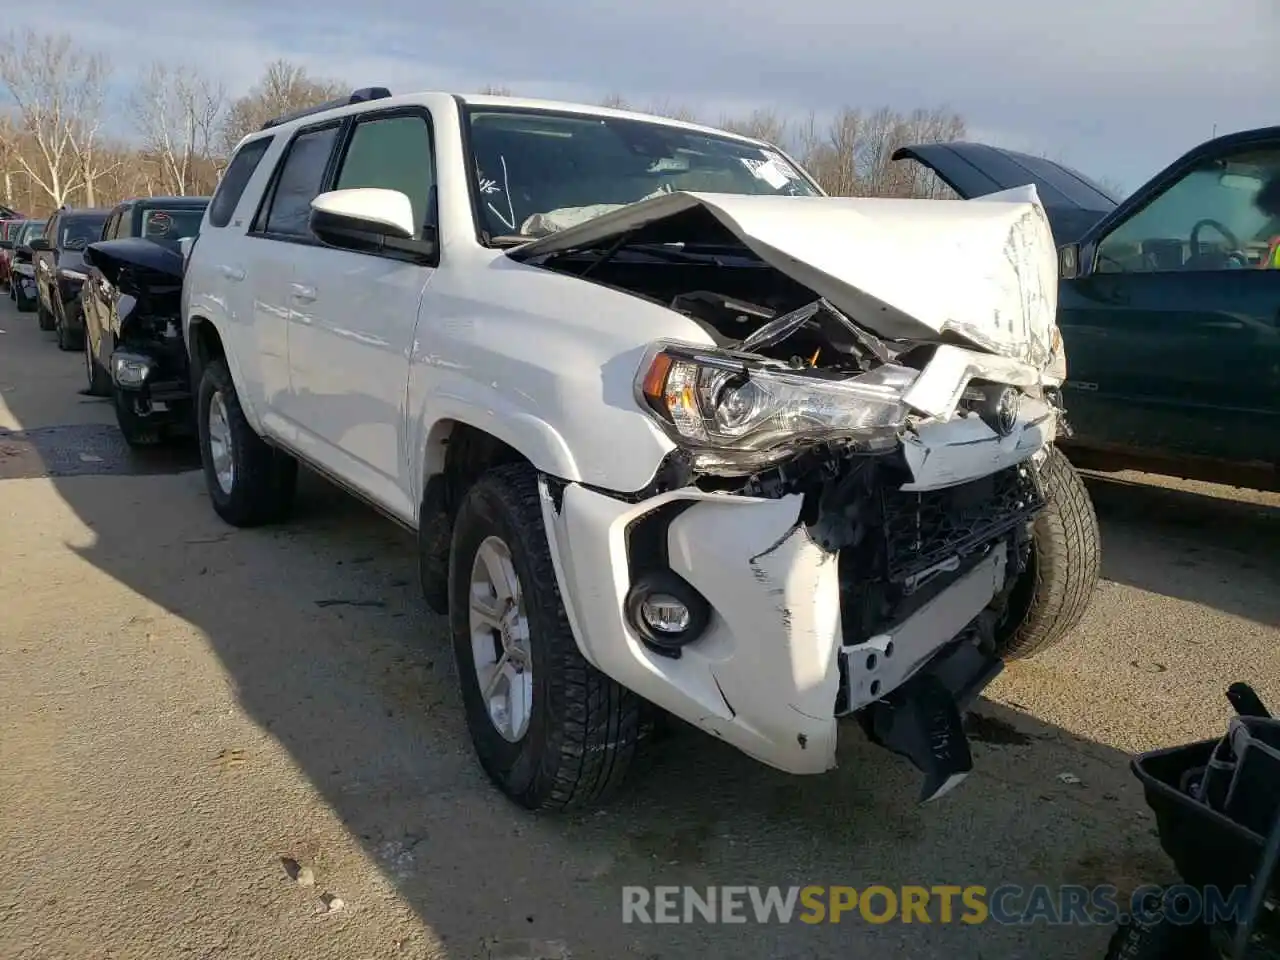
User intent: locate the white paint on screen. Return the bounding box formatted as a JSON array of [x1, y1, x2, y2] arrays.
[[311, 188, 416, 239]]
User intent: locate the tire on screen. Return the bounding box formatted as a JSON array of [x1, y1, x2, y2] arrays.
[[449, 463, 643, 811], [113, 387, 164, 448], [996, 445, 1101, 660], [14, 281, 33, 313], [83, 332, 111, 396], [55, 301, 80, 351], [37, 297, 54, 331], [196, 358, 297, 527]]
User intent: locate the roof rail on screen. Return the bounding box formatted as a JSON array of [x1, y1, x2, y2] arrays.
[[259, 87, 393, 131]]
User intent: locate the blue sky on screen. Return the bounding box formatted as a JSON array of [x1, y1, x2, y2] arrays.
[[6, 0, 1278, 193]]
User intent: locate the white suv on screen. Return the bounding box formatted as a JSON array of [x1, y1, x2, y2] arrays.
[[183, 88, 1100, 810]]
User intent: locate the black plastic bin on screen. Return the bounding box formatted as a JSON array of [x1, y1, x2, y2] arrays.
[[1133, 737, 1277, 896]]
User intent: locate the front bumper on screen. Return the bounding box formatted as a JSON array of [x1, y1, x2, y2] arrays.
[[541, 405, 1053, 779], [111, 346, 192, 425]]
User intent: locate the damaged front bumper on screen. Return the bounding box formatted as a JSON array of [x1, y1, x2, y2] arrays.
[[540, 401, 1052, 799]]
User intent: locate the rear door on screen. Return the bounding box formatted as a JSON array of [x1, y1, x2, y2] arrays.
[[34, 212, 60, 313]]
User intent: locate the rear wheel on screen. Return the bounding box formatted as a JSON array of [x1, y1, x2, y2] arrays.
[[55, 300, 80, 351], [996, 445, 1101, 659], [196, 358, 297, 527], [448, 463, 643, 811]]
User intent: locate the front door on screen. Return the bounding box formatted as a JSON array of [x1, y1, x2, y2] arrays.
[[1060, 141, 1280, 465], [284, 109, 439, 521]]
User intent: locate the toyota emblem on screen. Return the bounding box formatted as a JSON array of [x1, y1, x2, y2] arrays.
[[994, 388, 1020, 436]]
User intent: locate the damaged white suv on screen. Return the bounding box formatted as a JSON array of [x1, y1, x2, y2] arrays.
[[183, 89, 1101, 809]]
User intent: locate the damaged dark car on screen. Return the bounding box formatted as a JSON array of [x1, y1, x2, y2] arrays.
[[896, 124, 1280, 490]]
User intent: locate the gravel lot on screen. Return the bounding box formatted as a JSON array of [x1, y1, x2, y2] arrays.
[[1, 293, 1277, 960]]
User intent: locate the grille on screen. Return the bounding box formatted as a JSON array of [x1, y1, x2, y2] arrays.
[[880, 464, 1044, 583]]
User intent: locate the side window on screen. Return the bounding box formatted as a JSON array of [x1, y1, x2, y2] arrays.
[[1096, 146, 1280, 274], [333, 113, 436, 239], [208, 137, 274, 229], [260, 125, 341, 239]]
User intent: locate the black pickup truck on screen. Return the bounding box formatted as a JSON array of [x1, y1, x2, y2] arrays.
[[897, 125, 1280, 491]]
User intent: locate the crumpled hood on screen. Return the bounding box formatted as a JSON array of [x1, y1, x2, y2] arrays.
[[510, 187, 1060, 369], [85, 237, 184, 297]]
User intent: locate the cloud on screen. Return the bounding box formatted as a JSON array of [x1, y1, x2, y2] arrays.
[[3, 0, 1277, 189]]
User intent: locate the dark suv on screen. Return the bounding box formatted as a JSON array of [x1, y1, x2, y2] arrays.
[[29, 207, 111, 349]]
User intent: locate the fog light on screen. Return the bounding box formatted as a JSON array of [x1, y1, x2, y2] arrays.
[[112, 354, 150, 387], [624, 571, 710, 659], [639, 594, 691, 634]]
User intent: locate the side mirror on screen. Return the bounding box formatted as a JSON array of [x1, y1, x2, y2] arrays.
[[310, 188, 434, 259], [28, 237, 51, 253], [1058, 242, 1080, 281]]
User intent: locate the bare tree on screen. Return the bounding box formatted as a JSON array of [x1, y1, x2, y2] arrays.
[[718, 108, 788, 145], [0, 114, 22, 208], [598, 93, 631, 110], [477, 84, 514, 96], [129, 62, 226, 196], [0, 30, 110, 207], [220, 60, 347, 153], [642, 98, 699, 123]]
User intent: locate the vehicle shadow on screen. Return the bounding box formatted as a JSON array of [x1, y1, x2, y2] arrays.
[[1081, 471, 1280, 628], [3, 311, 1248, 960]]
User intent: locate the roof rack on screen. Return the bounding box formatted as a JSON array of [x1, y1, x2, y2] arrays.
[[259, 87, 393, 131]]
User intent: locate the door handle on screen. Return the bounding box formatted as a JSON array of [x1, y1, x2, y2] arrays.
[[219, 265, 245, 282], [290, 283, 317, 303]]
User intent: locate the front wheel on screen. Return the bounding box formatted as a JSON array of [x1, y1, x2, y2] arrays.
[[83, 333, 111, 396], [14, 281, 33, 313], [448, 463, 644, 811], [196, 358, 297, 527], [996, 445, 1101, 660], [36, 297, 54, 331]]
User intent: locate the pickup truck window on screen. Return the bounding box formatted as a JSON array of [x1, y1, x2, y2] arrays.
[[1097, 145, 1280, 273], [261, 125, 341, 239], [334, 113, 435, 240], [462, 105, 821, 242], [209, 136, 273, 229], [141, 207, 206, 240], [60, 215, 108, 249]]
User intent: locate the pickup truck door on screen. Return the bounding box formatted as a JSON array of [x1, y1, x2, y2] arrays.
[[895, 134, 1280, 467], [282, 109, 439, 521], [1062, 139, 1280, 466]]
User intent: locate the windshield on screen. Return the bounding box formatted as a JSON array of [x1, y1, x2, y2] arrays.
[[140, 206, 206, 241], [60, 216, 108, 249], [462, 106, 821, 241]]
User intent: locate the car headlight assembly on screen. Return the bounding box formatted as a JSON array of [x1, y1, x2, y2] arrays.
[[636, 343, 919, 472]]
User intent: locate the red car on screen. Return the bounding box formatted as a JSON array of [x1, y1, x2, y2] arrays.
[[0, 210, 27, 288]]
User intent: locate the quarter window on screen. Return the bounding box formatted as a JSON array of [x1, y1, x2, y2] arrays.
[[334, 114, 436, 239], [209, 136, 274, 229], [260, 125, 340, 239]]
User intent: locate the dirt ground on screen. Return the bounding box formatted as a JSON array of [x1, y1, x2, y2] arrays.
[[1, 293, 1277, 960]]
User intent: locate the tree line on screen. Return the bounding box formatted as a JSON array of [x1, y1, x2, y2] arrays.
[[0, 28, 975, 217]]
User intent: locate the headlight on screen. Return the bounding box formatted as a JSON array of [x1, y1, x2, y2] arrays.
[[635, 343, 918, 472]]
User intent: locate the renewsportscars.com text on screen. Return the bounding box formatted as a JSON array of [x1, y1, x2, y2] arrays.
[[621, 884, 1252, 926]]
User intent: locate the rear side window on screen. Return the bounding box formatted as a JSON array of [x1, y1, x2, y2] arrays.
[[260, 125, 341, 239], [209, 137, 273, 228], [334, 114, 436, 239]]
